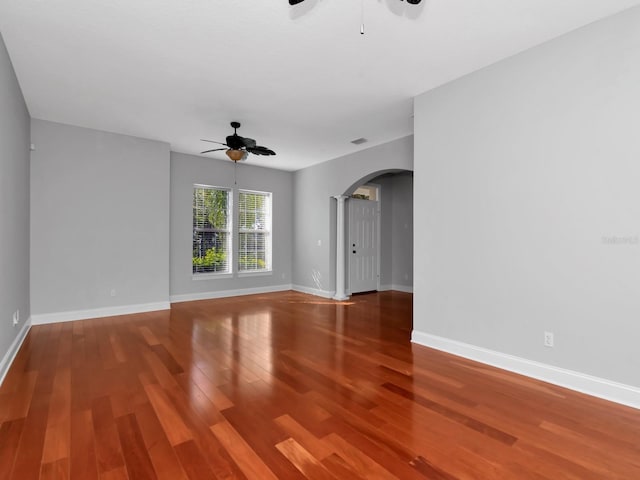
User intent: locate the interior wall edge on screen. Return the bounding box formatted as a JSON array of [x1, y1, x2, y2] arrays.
[[30, 301, 170, 326], [291, 284, 335, 299], [170, 284, 293, 303], [0, 317, 31, 386], [378, 285, 413, 293]]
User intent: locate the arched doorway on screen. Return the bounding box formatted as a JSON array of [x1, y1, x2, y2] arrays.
[[333, 169, 413, 299]]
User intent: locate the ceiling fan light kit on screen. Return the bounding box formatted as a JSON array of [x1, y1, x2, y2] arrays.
[[226, 149, 247, 162]]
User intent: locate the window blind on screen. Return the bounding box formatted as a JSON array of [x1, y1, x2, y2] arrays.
[[192, 185, 231, 274], [238, 190, 272, 272]]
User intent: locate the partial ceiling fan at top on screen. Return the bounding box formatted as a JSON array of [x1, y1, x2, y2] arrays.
[[288, 0, 424, 33], [289, 0, 422, 4]]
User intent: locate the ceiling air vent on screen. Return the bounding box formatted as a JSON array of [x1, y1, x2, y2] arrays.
[[351, 137, 368, 145]]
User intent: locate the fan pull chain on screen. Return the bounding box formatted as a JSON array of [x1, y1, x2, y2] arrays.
[[360, 0, 365, 34]]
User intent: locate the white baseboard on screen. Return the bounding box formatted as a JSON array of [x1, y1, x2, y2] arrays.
[[291, 284, 335, 299], [0, 317, 32, 386], [378, 284, 413, 293], [412, 330, 640, 411], [31, 301, 170, 325], [171, 284, 292, 303]]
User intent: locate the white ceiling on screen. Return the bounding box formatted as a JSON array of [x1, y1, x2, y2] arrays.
[[1, 0, 639, 171]]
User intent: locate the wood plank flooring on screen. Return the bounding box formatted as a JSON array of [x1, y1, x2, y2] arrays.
[[1, 291, 639, 479]]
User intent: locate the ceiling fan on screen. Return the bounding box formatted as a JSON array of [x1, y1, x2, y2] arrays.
[[201, 122, 276, 163], [289, 0, 422, 4]]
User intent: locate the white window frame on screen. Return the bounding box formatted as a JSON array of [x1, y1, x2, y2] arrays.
[[192, 184, 232, 278], [238, 189, 272, 274]]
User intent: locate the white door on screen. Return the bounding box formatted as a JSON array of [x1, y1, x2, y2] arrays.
[[348, 198, 379, 293]]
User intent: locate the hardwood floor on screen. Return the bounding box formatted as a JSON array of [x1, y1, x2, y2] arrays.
[[1, 290, 639, 479]]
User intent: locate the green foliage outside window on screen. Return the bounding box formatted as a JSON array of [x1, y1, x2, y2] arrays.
[[193, 247, 227, 269], [193, 188, 229, 230], [238, 254, 266, 270]]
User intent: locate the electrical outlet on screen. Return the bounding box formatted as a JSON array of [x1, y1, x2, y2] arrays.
[[12, 310, 18, 327], [110, 289, 117, 297], [544, 331, 554, 348]]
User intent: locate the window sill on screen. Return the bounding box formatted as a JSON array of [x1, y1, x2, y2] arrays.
[[238, 270, 273, 278], [192, 272, 233, 281]]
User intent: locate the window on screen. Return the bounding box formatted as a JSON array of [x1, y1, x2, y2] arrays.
[[192, 185, 231, 275], [238, 190, 272, 272], [352, 184, 378, 201]]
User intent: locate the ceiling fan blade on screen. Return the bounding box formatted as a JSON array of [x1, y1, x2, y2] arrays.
[[200, 148, 227, 154], [289, 0, 305, 4], [247, 146, 276, 156], [200, 139, 228, 146]]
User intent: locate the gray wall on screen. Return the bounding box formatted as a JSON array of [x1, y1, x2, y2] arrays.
[[170, 152, 293, 299], [0, 32, 30, 373], [293, 136, 413, 295], [30, 120, 170, 316], [414, 7, 640, 387], [390, 172, 414, 289], [377, 179, 393, 289], [373, 172, 414, 290]]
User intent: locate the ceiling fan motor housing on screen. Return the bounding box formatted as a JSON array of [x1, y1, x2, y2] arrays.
[[226, 135, 245, 150]]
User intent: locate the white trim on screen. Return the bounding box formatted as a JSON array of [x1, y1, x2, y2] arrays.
[[192, 272, 234, 281], [378, 284, 413, 293], [411, 331, 640, 410], [0, 317, 32, 385], [31, 302, 170, 325], [334, 195, 348, 300], [171, 284, 292, 303], [292, 284, 335, 299]]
